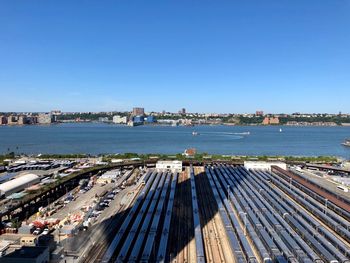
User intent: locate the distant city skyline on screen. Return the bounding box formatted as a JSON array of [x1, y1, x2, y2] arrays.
[[0, 109, 349, 115], [1, 1, 350, 113]]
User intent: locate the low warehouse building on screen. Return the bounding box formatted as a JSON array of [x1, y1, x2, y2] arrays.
[[0, 174, 40, 198], [156, 160, 182, 173], [97, 169, 120, 184], [244, 161, 287, 171]]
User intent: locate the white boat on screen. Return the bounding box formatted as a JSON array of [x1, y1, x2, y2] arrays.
[[342, 139, 350, 147], [192, 131, 199, 136], [279, 128, 282, 132]]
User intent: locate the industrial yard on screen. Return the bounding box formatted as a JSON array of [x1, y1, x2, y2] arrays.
[[70, 162, 350, 263], [0, 159, 350, 262]]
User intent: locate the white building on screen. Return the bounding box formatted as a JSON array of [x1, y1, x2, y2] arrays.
[[97, 169, 120, 184], [98, 117, 109, 122], [113, 115, 128, 124], [0, 173, 41, 197], [156, 160, 182, 173], [244, 161, 287, 171]]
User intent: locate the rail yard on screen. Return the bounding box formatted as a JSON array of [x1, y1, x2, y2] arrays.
[[1, 160, 350, 262], [74, 162, 350, 263]]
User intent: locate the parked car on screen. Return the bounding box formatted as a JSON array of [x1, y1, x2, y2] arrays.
[[91, 210, 102, 217], [33, 228, 42, 235], [96, 205, 104, 211], [107, 194, 115, 199], [100, 202, 109, 207], [42, 228, 49, 235]]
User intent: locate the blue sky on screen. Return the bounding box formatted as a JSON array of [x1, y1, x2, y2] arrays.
[[0, 1, 350, 113]]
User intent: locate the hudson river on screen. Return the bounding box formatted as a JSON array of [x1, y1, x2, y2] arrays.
[[0, 123, 349, 158]]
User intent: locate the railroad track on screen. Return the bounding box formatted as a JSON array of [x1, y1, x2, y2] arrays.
[[221, 164, 350, 262], [272, 166, 350, 219], [94, 170, 179, 262], [169, 169, 193, 263], [195, 166, 228, 263], [190, 165, 205, 263], [183, 169, 188, 263], [267, 167, 350, 245]]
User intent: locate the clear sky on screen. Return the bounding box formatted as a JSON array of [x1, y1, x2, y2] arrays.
[[0, 1, 350, 113]]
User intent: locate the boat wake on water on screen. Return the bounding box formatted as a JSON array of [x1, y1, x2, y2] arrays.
[[195, 131, 250, 139], [202, 131, 250, 136]]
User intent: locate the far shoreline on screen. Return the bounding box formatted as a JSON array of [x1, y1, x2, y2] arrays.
[[1, 121, 350, 127]]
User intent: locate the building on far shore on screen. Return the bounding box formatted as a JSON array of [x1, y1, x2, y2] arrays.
[[145, 116, 156, 123], [0, 115, 7, 125], [286, 121, 338, 126], [7, 115, 17, 125], [17, 115, 27, 125], [179, 108, 186, 114], [262, 117, 269, 125], [51, 110, 62, 116], [132, 107, 144, 116], [113, 115, 128, 124], [37, 113, 52, 124], [269, 117, 280, 124], [262, 117, 280, 125], [98, 117, 109, 122], [133, 116, 144, 123]]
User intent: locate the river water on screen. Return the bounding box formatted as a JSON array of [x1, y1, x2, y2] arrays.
[[0, 123, 349, 158]]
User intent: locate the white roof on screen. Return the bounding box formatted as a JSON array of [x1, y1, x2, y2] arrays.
[[0, 173, 40, 194], [244, 161, 287, 171], [157, 160, 182, 165], [111, 159, 123, 163]]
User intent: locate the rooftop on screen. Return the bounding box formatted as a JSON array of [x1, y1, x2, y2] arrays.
[[3, 246, 48, 259]]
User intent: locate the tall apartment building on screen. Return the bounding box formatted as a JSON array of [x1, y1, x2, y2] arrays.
[[132, 107, 144, 116], [179, 108, 186, 114]]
